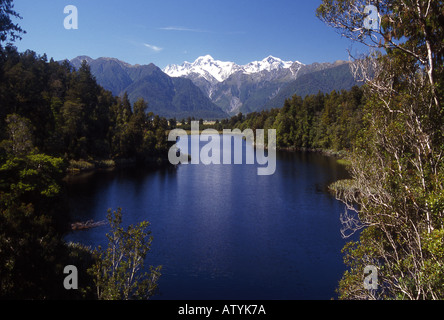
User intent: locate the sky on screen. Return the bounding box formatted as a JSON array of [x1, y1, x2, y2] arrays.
[[12, 0, 366, 68]]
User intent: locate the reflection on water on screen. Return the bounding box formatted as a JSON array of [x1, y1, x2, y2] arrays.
[[65, 134, 351, 299]]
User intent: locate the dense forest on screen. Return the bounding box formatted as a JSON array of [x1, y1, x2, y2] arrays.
[[216, 85, 364, 153], [0, 47, 172, 164]]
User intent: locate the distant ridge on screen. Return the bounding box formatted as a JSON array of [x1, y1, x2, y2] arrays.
[[68, 56, 228, 119]]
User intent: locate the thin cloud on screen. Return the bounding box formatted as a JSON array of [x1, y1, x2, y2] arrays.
[[144, 43, 163, 52], [159, 26, 245, 36], [158, 26, 209, 33]]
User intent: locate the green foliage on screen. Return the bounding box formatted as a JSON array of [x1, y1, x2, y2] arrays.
[[0, 151, 74, 299], [0, 0, 25, 46], [0, 44, 169, 299], [263, 62, 359, 111], [0, 46, 172, 163], [1, 113, 34, 155], [0, 153, 66, 203], [221, 86, 365, 153], [88, 208, 162, 300], [318, 0, 444, 300]]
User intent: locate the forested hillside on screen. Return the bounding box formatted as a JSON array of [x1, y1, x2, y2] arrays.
[[263, 62, 359, 111], [218, 85, 365, 153], [0, 47, 171, 163]]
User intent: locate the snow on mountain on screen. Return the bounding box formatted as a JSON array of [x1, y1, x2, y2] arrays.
[[243, 56, 295, 74], [163, 55, 303, 83], [164, 55, 242, 83], [163, 55, 309, 116]]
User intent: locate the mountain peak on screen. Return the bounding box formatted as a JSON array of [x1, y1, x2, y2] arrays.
[[164, 55, 240, 83], [163, 55, 303, 83], [263, 55, 281, 62], [196, 54, 215, 62], [69, 55, 94, 69], [75, 55, 93, 62], [242, 56, 294, 74]]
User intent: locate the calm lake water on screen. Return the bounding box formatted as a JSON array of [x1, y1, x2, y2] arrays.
[[64, 134, 351, 300]]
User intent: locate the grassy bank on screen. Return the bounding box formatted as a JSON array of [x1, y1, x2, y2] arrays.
[[66, 156, 172, 176]]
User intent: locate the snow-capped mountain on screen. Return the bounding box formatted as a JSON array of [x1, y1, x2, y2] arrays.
[[67, 54, 356, 118], [163, 55, 306, 114], [243, 56, 295, 74], [164, 55, 242, 83], [163, 55, 302, 83]]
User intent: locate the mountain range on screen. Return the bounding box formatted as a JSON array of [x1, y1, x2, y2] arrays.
[[69, 56, 228, 119], [69, 55, 359, 119], [163, 55, 299, 84], [163, 55, 359, 115]]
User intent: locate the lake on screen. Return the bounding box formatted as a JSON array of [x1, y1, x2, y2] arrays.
[[64, 133, 351, 300]]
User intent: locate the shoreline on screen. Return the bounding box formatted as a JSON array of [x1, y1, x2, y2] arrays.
[[63, 156, 173, 179], [170, 130, 349, 159], [277, 146, 348, 158], [63, 142, 350, 180]]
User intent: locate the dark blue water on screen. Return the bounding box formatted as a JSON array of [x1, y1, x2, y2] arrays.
[[64, 134, 350, 300]]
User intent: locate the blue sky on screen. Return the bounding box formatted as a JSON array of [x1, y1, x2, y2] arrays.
[[12, 0, 365, 68]]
